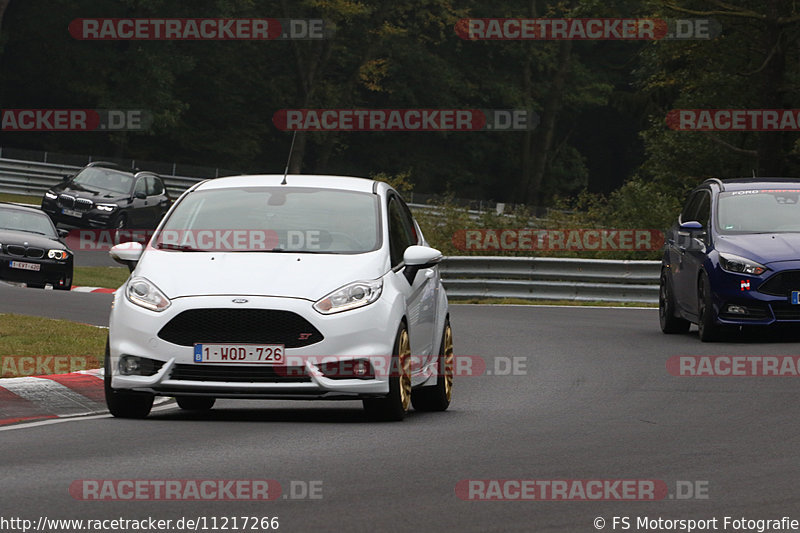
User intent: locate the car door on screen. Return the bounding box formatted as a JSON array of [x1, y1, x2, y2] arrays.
[[672, 190, 711, 315], [146, 176, 170, 227], [386, 194, 437, 361]]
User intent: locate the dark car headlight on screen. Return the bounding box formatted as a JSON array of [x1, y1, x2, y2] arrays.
[[47, 249, 70, 260], [719, 253, 767, 275], [44, 191, 57, 200], [96, 203, 117, 212]]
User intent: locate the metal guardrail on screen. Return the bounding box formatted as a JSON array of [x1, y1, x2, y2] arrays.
[[439, 256, 660, 303], [0, 157, 206, 199]]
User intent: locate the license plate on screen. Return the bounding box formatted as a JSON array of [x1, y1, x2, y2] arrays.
[[792, 291, 800, 305], [194, 343, 285, 364], [9, 261, 40, 271], [62, 208, 81, 218]]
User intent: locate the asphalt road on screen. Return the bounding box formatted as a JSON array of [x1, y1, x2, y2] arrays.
[[0, 281, 112, 325], [2, 304, 800, 532]]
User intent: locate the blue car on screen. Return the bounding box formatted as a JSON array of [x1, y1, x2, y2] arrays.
[[660, 178, 800, 341]]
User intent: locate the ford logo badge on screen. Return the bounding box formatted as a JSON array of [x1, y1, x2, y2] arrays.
[[232, 298, 248, 304]]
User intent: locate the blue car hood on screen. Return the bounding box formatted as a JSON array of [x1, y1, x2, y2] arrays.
[[715, 233, 800, 265]]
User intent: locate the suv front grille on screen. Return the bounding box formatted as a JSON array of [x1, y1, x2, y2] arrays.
[[759, 270, 800, 297], [57, 194, 75, 209], [75, 198, 93, 211], [170, 363, 310, 383], [157, 308, 323, 348]]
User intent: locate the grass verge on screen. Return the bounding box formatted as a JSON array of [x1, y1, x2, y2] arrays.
[[73, 266, 129, 289], [0, 314, 105, 375], [0, 192, 42, 205]]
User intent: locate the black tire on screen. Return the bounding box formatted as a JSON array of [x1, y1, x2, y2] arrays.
[[659, 270, 690, 334], [176, 396, 215, 410], [412, 318, 453, 412], [363, 323, 411, 421], [113, 214, 127, 230], [104, 340, 154, 419], [697, 273, 725, 342]]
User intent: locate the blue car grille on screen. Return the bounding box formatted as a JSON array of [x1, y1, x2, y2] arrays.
[[758, 270, 800, 297]]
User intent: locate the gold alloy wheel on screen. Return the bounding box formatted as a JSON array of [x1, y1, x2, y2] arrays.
[[398, 329, 412, 411], [443, 323, 454, 402]]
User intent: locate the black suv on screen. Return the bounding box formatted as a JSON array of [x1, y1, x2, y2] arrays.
[[41, 162, 171, 229]]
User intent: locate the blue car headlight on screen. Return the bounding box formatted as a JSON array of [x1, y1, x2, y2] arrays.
[[719, 253, 767, 276]]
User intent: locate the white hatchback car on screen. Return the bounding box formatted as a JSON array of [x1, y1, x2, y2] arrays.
[[106, 174, 453, 421]]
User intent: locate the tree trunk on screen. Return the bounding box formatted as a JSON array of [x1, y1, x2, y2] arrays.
[[524, 39, 572, 208]]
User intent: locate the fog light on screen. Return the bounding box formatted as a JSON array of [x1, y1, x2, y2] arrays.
[[119, 356, 141, 375], [353, 359, 370, 377], [726, 305, 747, 315]]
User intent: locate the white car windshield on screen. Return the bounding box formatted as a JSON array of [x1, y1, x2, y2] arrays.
[[154, 186, 381, 253], [717, 189, 800, 233]]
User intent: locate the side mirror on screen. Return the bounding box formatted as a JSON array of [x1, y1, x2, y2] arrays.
[[57, 228, 69, 238], [679, 221, 703, 231], [61, 174, 72, 182], [402, 245, 442, 284], [134, 191, 147, 200], [110, 242, 144, 273]]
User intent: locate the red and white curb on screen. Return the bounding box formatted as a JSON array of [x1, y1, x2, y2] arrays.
[[0, 369, 105, 426], [70, 286, 116, 293], [0, 368, 169, 426]]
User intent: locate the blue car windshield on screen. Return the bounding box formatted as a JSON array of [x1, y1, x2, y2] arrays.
[[717, 189, 800, 233]]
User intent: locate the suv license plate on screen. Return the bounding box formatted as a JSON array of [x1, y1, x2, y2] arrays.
[[62, 208, 82, 218]]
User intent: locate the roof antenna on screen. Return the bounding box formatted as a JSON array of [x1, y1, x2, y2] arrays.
[[281, 130, 298, 185]]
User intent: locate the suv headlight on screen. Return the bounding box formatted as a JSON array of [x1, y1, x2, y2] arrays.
[[44, 191, 57, 200], [47, 249, 69, 260], [719, 253, 767, 275], [96, 203, 117, 212], [126, 277, 171, 311], [313, 279, 383, 314]]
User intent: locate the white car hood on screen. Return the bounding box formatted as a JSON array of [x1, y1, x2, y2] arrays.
[[135, 249, 388, 300]]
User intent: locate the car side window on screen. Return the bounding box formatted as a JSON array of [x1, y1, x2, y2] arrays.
[[680, 191, 703, 223], [387, 196, 417, 267], [147, 176, 165, 196], [134, 178, 147, 197], [694, 192, 711, 229]]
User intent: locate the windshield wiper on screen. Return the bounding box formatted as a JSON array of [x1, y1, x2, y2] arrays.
[[155, 242, 202, 252]]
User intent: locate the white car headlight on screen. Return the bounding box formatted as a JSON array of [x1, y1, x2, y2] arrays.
[[126, 277, 171, 312], [313, 279, 383, 314], [44, 191, 57, 200], [96, 203, 117, 212], [719, 253, 767, 275], [47, 249, 69, 260]]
